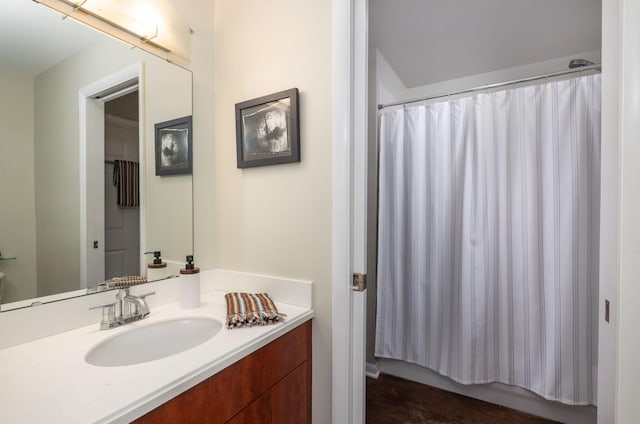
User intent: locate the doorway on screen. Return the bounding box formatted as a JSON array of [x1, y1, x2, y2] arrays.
[[104, 92, 140, 280], [79, 64, 143, 289], [334, 1, 624, 424], [364, 1, 600, 423]]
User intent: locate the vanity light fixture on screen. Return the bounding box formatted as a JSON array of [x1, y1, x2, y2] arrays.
[[63, 0, 160, 44], [130, 2, 160, 42], [41, 0, 191, 64]]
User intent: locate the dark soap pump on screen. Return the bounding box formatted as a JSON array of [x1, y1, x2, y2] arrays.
[[180, 255, 200, 274], [145, 251, 167, 268]]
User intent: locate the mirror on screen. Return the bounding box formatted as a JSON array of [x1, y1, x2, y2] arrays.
[[0, 0, 193, 311]]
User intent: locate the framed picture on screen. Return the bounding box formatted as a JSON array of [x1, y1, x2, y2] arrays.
[[155, 116, 192, 176], [235, 88, 300, 168]]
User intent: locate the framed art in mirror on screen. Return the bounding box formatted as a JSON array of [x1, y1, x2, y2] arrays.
[[155, 116, 193, 176], [235, 88, 300, 168]]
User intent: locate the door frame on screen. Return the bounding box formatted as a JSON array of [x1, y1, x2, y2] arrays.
[[332, 2, 620, 423], [79, 63, 144, 288], [331, 0, 368, 422], [330, 0, 353, 418]]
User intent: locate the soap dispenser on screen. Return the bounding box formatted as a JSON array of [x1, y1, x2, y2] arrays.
[[145, 251, 168, 281], [179, 255, 200, 309]]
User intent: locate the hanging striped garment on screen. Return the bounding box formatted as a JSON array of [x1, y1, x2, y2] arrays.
[[225, 292, 287, 329], [113, 160, 139, 207]]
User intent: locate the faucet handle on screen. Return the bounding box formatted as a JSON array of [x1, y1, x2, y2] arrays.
[[123, 291, 155, 316], [89, 302, 117, 330], [89, 301, 117, 311]]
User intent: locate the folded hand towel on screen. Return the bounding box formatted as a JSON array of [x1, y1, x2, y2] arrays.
[[225, 292, 287, 329]]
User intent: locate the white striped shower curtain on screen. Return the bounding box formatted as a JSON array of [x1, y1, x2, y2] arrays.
[[375, 74, 600, 405]]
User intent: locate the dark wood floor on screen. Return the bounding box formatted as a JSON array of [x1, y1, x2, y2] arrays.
[[366, 374, 558, 424]]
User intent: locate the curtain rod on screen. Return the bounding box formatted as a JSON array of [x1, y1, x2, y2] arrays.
[[378, 63, 602, 110]]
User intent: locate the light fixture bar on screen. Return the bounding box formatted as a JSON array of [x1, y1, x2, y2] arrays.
[[72, 0, 88, 11], [140, 25, 158, 44]]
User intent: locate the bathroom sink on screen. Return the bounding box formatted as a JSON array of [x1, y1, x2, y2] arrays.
[[85, 317, 222, 367]]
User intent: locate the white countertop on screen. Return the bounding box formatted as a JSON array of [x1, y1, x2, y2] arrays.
[[0, 289, 313, 423]]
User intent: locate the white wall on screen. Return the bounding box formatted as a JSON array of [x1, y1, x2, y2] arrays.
[[178, 0, 333, 422], [376, 49, 601, 108], [33, 36, 192, 297], [374, 49, 412, 105], [365, 50, 405, 364], [0, 67, 38, 303]]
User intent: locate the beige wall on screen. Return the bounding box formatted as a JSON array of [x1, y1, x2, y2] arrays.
[[0, 67, 38, 303], [143, 57, 193, 264], [179, 0, 333, 422], [34, 36, 192, 296]]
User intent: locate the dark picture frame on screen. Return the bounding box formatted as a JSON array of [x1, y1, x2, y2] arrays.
[[235, 88, 300, 168], [154, 115, 192, 176]]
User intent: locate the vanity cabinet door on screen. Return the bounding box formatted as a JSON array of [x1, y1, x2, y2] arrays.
[[133, 320, 311, 424], [227, 362, 309, 424], [270, 362, 309, 423], [226, 390, 272, 424]]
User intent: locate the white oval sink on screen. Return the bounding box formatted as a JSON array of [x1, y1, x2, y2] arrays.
[[85, 317, 222, 367]]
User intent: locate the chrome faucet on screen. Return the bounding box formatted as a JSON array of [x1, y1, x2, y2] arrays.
[[90, 288, 155, 330]]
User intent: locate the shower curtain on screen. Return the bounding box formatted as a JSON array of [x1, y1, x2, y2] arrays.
[[375, 74, 600, 405]]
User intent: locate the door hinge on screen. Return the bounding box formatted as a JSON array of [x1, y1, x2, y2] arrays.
[[352, 273, 367, 292]]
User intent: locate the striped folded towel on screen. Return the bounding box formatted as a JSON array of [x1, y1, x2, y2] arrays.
[[225, 292, 287, 329], [113, 159, 139, 208]]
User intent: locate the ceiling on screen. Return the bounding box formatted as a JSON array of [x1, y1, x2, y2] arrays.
[[369, 0, 602, 88], [0, 0, 101, 76]]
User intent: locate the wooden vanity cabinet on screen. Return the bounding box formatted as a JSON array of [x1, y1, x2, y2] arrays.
[[133, 320, 312, 424]]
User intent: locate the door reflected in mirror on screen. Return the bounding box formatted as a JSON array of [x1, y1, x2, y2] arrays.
[[105, 93, 141, 281], [0, 0, 193, 311]]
